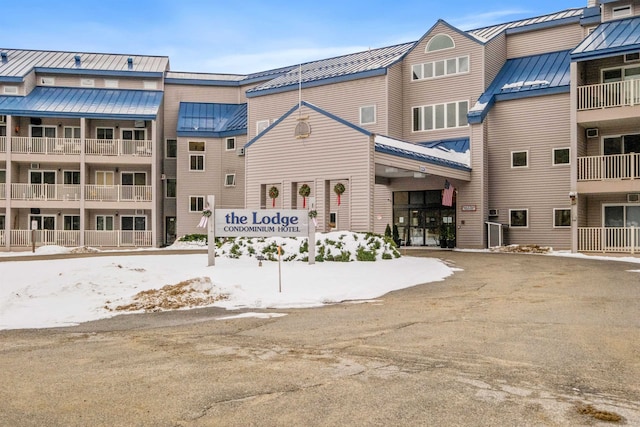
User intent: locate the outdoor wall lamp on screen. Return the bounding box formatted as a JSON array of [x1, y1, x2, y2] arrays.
[[569, 191, 578, 205]]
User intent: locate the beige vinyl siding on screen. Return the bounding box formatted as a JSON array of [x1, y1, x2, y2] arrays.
[[583, 56, 626, 86], [248, 74, 389, 141], [24, 70, 37, 95], [585, 121, 640, 157], [506, 23, 584, 58], [602, 1, 640, 21], [386, 62, 404, 139], [402, 23, 484, 142], [486, 93, 571, 249], [484, 33, 507, 90], [246, 109, 373, 233], [373, 183, 393, 234], [585, 193, 630, 226], [35, 74, 162, 90]]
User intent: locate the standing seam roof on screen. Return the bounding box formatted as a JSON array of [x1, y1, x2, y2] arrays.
[[571, 16, 640, 60]]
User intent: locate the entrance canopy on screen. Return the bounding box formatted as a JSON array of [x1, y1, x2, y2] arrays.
[[374, 135, 471, 181]]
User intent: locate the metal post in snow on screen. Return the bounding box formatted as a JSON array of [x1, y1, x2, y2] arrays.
[[308, 197, 316, 265], [207, 195, 215, 266]]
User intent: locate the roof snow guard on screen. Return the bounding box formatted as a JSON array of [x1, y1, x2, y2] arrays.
[[571, 16, 640, 61], [0, 86, 162, 119], [375, 135, 471, 171], [176, 102, 247, 138], [468, 50, 571, 124], [246, 42, 413, 97]]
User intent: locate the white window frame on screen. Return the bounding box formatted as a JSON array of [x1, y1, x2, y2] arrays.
[[166, 139, 177, 158], [509, 209, 529, 228], [225, 137, 236, 151], [224, 173, 236, 187], [256, 120, 270, 134], [411, 56, 469, 81], [96, 127, 114, 140], [412, 100, 469, 132], [553, 208, 571, 228], [188, 141, 205, 152], [426, 34, 455, 52], [96, 215, 114, 231], [63, 126, 80, 139], [511, 150, 529, 168], [165, 178, 177, 198], [612, 4, 632, 18], [552, 147, 570, 166], [3, 86, 18, 95], [63, 170, 80, 186], [189, 154, 205, 172], [63, 215, 81, 231], [359, 105, 376, 125], [189, 196, 205, 212], [96, 171, 114, 186], [121, 128, 147, 141]]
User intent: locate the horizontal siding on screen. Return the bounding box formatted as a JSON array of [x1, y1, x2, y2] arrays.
[[386, 62, 403, 139], [602, 0, 640, 21], [484, 33, 507, 90], [486, 93, 572, 249], [373, 184, 393, 235], [35, 74, 161, 91], [585, 193, 630, 227], [506, 23, 584, 58]]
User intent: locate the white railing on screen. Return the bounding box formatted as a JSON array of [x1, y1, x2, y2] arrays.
[[0, 230, 4, 246], [85, 185, 152, 202], [85, 139, 152, 157], [11, 137, 81, 155], [577, 153, 640, 181], [0, 184, 5, 200], [578, 80, 640, 110], [9, 230, 153, 248], [0, 136, 6, 153], [11, 184, 81, 201], [578, 227, 639, 253]]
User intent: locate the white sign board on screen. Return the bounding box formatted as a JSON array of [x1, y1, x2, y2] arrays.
[[215, 209, 309, 237]]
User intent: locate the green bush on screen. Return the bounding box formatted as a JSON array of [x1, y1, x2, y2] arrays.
[[356, 245, 377, 261], [179, 234, 207, 243]]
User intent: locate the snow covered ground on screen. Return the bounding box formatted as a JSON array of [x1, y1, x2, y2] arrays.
[[1, 233, 638, 331]]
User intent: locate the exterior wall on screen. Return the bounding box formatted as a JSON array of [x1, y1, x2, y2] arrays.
[[585, 193, 631, 226], [386, 62, 404, 139], [486, 93, 572, 250], [484, 33, 507, 89], [248, 74, 389, 141], [245, 107, 373, 233], [35, 74, 163, 91], [401, 22, 485, 143], [602, 0, 640, 21], [506, 23, 585, 58], [373, 183, 393, 235]]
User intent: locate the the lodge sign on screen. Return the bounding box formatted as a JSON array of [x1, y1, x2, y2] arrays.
[[215, 209, 309, 237]]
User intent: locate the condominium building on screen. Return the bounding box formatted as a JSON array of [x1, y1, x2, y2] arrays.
[[1, 0, 638, 253]]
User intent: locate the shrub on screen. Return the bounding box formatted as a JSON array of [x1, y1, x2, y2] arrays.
[[356, 245, 376, 261]]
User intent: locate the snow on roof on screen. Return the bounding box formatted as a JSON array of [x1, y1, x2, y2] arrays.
[[375, 135, 471, 170]]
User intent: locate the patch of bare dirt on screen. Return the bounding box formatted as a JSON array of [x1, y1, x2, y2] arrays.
[[106, 277, 228, 312], [576, 404, 624, 423]]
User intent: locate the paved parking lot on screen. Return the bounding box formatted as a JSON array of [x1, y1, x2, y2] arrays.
[[0, 251, 639, 426]]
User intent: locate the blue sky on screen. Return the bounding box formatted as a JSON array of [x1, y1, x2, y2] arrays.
[[1, 0, 584, 74]]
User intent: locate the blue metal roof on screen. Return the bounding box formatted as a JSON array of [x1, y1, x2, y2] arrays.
[[468, 50, 571, 124], [176, 102, 247, 138], [0, 86, 162, 119], [418, 137, 470, 154], [571, 16, 640, 61], [375, 137, 471, 172]]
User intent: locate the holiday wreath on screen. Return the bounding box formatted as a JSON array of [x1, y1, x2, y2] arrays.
[[269, 186, 279, 207], [334, 182, 345, 206], [298, 184, 311, 208]]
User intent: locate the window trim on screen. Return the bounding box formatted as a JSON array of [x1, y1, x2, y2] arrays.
[[189, 154, 205, 172], [359, 105, 377, 125], [612, 4, 632, 18], [601, 64, 640, 83], [224, 173, 236, 187], [95, 214, 114, 231], [189, 196, 205, 213], [225, 137, 236, 151], [411, 55, 470, 81], [511, 150, 529, 168], [63, 169, 80, 186], [188, 141, 206, 152], [3, 86, 18, 95], [96, 127, 115, 140], [412, 100, 469, 132], [426, 34, 455, 52], [553, 208, 571, 228], [165, 178, 176, 198], [63, 214, 81, 231], [509, 209, 529, 228], [552, 147, 570, 166], [165, 138, 177, 158], [256, 119, 270, 135], [63, 126, 80, 139]]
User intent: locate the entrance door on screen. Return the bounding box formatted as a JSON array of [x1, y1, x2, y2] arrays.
[[30, 170, 56, 199], [30, 215, 56, 244], [121, 172, 146, 200], [121, 215, 147, 245], [165, 216, 176, 245]]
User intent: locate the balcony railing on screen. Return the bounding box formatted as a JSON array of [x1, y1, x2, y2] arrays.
[[9, 230, 153, 248], [0, 136, 6, 153], [8, 137, 152, 157], [11, 184, 81, 201], [0, 230, 4, 246], [86, 185, 152, 202], [577, 153, 640, 181], [0, 185, 5, 200], [8, 184, 151, 202], [578, 80, 640, 110], [578, 227, 639, 254]]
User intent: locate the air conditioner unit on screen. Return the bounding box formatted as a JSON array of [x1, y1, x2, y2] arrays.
[[30, 163, 40, 169], [237, 147, 245, 156], [135, 209, 145, 215], [586, 128, 599, 138], [628, 193, 640, 203], [0, 115, 5, 123], [624, 52, 640, 63], [488, 209, 499, 217]]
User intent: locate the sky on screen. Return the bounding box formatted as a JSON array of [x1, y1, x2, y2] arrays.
[[1, 232, 639, 331], [0, 0, 585, 74]]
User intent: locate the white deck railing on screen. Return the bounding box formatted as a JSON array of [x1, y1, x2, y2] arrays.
[[85, 139, 152, 157], [9, 230, 152, 248], [8, 137, 152, 157], [11, 184, 81, 201], [0, 185, 5, 200], [0, 230, 4, 246], [11, 137, 82, 155], [85, 185, 152, 202], [577, 80, 640, 110], [9, 184, 151, 202], [578, 227, 639, 254], [577, 153, 640, 181], [0, 136, 6, 153]]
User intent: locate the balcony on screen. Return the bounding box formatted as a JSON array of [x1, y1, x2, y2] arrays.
[[11, 137, 81, 155], [8, 184, 152, 202], [11, 184, 81, 201], [578, 227, 640, 254], [577, 80, 640, 111], [85, 139, 152, 157], [8, 137, 152, 157], [8, 230, 153, 248], [85, 185, 152, 202], [577, 153, 640, 193], [0, 136, 6, 153]]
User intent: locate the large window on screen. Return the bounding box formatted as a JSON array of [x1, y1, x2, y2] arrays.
[[603, 134, 640, 155], [189, 141, 205, 171], [604, 205, 640, 227], [412, 101, 468, 131], [96, 171, 114, 186], [63, 215, 80, 231], [190, 196, 205, 212], [166, 139, 177, 158], [63, 170, 80, 185], [97, 128, 114, 140], [412, 56, 469, 81], [64, 126, 80, 139], [96, 215, 114, 231], [510, 209, 528, 227], [426, 34, 454, 52], [122, 129, 146, 141], [30, 125, 56, 138], [554, 209, 571, 227], [166, 178, 176, 198]]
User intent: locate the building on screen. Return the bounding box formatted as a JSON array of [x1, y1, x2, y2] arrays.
[[1, 0, 639, 253]]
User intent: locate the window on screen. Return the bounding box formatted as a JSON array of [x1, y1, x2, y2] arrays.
[[224, 173, 236, 187], [96, 215, 114, 231], [121, 216, 147, 231], [189, 141, 205, 151], [30, 125, 56, 138], [0, 215, 4, 230], [3, 86, 18, 95], [143, 81, 158, 90], [63, 171, 80, 185], [104, 79, 119, 88], [612, 5, 632, 18], [554, 209, 571, 227], [0, 126, 6, 136], [256, 120, 270, 134], [121, 172, 146, 186], [166, 139, 177, 158], [225, 137, 236, 151], [604, 134, 640, 155], [602, 65, 640, 82], [40, 77, 55, 85], [64, 126, 80, 139], [412, 56, 469, 81], [190, 196, 205, 212], [122, 129, 146, 142], [510, 209, 528, 227], [604, 205, 640, 227], [426, 34, 455, 52], [166, 178, 176, 198], [63, 215, 80, 231], [97, 128, 114, 140], [511, 151, 528, 168], [412, 100, 468, 131], [190, 155, 204, 171], [360, 105, 376, 125], [553, 148, 570, 165], [80, 79, 95, 87], [96, 171, 114, 186]]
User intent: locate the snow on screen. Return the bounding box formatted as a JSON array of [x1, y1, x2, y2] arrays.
[[0, 232, 455, 330], [501, 80, 550, 90], [375, 134, 471, 167]]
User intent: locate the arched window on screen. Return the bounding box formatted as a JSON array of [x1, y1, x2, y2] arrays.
[[426, 34, 455, 52]]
